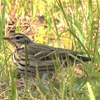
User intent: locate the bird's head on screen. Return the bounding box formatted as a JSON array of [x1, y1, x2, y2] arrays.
[[4, 33, 32, 49]]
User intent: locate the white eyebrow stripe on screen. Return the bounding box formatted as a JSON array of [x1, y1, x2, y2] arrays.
[[15, 35, 24, 37]]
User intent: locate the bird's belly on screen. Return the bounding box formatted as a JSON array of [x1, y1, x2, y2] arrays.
[[12, 52, 55, 77], [17, 62, 54, 77]]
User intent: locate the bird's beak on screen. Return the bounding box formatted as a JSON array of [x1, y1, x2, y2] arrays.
[[4, 37, 11, 40]]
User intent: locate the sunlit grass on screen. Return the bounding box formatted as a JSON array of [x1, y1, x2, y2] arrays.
[[0, 0, 100, 99]]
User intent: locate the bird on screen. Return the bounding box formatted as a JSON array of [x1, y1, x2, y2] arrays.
[[4, 33, 91, 77]]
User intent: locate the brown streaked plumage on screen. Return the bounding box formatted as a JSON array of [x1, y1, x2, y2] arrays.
[[4, 33, 91, 77]]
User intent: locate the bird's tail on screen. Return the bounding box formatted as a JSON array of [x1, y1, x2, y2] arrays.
[[77, 56, 91, 62], [67, 53, 91, 63]]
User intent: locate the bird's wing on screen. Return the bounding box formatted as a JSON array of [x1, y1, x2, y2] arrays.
[[16, 42, 90, 69], [27, 42, 85, 61]]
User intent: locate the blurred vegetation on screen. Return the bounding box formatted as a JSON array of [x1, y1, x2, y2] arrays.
[[0, 0, 100, 99]]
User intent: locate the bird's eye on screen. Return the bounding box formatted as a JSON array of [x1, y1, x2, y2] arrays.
[[15, 35, 23, 40], [15, 36, 21, 39]]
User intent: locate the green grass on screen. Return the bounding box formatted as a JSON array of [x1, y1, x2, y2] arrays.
[[0, 0, 100, 99]]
